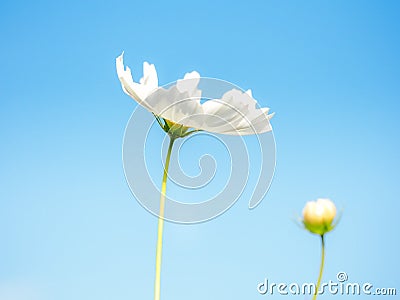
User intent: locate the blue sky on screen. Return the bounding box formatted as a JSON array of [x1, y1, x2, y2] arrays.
[[1, 0, 399, 299]]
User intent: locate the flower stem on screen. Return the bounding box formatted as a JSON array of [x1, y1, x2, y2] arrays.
[[154, 136, 175, 300], [313, 234, 325, 300]]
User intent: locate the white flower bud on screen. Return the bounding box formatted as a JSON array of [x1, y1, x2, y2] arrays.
[[302, 198, 337, 235]]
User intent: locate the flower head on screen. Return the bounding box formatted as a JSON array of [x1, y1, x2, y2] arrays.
[[116, 53, 274, 136], [302, 198, 337, 235]]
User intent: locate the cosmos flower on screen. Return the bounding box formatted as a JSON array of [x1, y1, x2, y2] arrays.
[[116, 53, 274, 136], [116, 52, 277, 300], [302, 198, 337, 235]]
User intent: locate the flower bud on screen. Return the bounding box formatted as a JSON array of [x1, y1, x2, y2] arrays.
[[302, 198, 337, 235]]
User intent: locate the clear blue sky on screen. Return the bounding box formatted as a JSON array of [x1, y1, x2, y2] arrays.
[[1, 0, 399, 299]]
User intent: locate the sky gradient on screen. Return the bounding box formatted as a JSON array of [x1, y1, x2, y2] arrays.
[[1, 0, 399, 299]]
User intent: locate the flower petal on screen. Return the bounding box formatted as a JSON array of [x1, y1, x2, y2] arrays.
[[115, 53, 158, 111], [116, 55, 274, 136], [176, 71, 200, 94]]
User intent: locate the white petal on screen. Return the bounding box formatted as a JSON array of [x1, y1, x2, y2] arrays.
[[145, 85, 203, 128], [201, 89, 273, 135], [177, 71, 200, 93], [116, 54, 274, 136], [184, 71, 200, 80], [115, 53, 158, 111], [140, 61, 158, 91]]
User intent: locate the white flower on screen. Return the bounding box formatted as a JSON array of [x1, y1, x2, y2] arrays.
[[302, 198, 337, 235], [116, 53, 274, 136]]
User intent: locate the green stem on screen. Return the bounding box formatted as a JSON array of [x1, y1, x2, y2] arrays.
[[154, 136, 175, 300], [313, 234, 325, 300]]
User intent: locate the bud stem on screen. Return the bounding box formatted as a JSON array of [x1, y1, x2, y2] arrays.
[[313, 234, 325, 300], [154, 136, 175, 300]]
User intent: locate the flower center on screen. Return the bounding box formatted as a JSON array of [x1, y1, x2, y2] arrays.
[[153, 114, 199, 139], [164, 119, 191, 139]]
